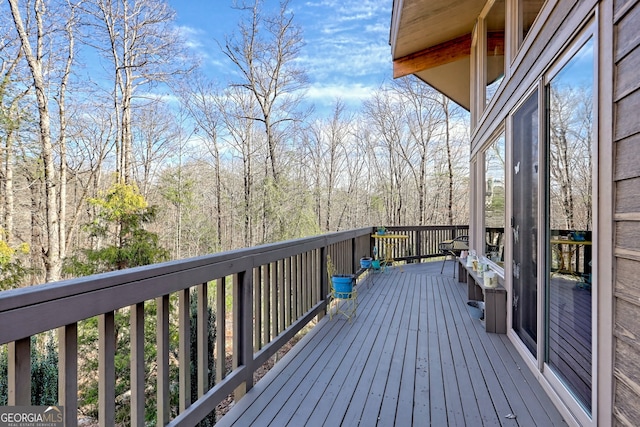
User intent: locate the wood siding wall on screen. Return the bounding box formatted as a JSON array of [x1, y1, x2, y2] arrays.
[[613, 0, 640, 425]]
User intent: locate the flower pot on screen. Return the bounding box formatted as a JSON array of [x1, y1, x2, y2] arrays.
[[371, 259, 381, 270], [360, 257, 373, 269], [332, 274, 354, 298]]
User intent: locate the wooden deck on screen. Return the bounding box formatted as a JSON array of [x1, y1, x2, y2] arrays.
[[216, 260, 566, 426]]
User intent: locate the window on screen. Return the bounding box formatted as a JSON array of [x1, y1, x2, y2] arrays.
[[484, 133, 505, 266], [485, 0, 505, 105], [517, 0, 545, 48]]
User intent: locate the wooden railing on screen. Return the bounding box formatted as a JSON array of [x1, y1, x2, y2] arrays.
[[383, 225, 469, 262], [0, 225, 466, 426]]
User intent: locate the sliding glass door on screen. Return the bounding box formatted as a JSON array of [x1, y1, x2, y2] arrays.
[[545, 37, 594, 414], [511, 90, 539, 357]]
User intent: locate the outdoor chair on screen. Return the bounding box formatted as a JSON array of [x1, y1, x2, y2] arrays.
[[439, 235, 469, 276]]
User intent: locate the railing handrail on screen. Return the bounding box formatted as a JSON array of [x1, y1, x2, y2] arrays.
[[0, 227, 373, 344]]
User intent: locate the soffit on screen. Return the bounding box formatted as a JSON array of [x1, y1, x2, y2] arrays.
[[390, 0, 485, 110]]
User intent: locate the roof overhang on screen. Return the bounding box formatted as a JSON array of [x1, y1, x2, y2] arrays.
[[390, 0, 485, 110]]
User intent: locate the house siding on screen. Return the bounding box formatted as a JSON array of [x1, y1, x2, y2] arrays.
[[614, 0, 640, 425]]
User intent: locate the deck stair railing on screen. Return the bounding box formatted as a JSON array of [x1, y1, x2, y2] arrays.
[[0, 225, 466, 426]]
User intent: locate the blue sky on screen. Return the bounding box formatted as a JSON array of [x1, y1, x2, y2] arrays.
[[167, 0, 393, 112]]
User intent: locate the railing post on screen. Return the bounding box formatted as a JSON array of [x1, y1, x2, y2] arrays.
[[416, 230, 422, 263], [8, 337, 30, 405], [178, 289, 191, 412], [157, 295, 170, 426], [59, 324, 78, 427], [319, 246, 328, 319], [197, 282, 208, 399], [99, 312, 115, 427], [351, 237, 357, 273], [216, 278, 225, 384], [130, 303, 144, 427], [234, 270, 254, 400]]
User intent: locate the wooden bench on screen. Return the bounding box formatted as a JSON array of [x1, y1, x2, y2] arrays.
[[457, 258, 507, 334]]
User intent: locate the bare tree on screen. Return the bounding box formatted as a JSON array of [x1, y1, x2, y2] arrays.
[[221, 0, 307, 184], [65, 104, 117, 252], [178, 74, 226, 250], [549, 83, 593, 230], [131, 102, 178, 199], [391, 77, 445, 225], [0, 25, 27, 247], [442, 95, 454, 225], [308, 99, 352, 231], [83, 0, 194, 183], [6, 0, 79, 282], [218, 85, 260, 247], [55, 0, 81, 263], [363, 86, 408, 225]]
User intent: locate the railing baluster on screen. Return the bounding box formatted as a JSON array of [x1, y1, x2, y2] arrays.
[[99, 312, 115, 427], [320, 246, 328, 317], [157, 295, 170, 426], [262, 265, 270, 346], [294, 254, 301, 318], [130, 303, 144, 427], [313, 249, 319, 305], [232, 273, 240, 375], [178, 288, 191, 412], [197, 282, 208, 398], [270, 262, 278, 339], [59, 324, 78, 427], [8, 337, 30, 405], [216, 278, 225, 383], [253, 268, 261, 351], [278, 259, 285, 333], [285, 257, 292, 327], [305, 251, 311, 310]]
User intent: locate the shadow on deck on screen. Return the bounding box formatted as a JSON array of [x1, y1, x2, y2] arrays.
[[216, 260, 566, 426]]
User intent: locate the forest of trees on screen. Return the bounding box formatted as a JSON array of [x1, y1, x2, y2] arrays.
[[0, 0, 471, 290]]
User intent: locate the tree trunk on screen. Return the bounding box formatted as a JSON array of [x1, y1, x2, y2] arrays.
[[8, 0, 62, 282], [444, 96, 454, 226], [3, 131, 14, 243], [57, 6, 76, 262]]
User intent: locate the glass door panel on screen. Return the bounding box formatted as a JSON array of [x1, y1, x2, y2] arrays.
[[546, 38, 594, 413], [511, 90, 539, 357]]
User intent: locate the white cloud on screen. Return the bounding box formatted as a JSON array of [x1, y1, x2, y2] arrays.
[[175, 25, 205, 49], [297, 0, 392, 86], [304, 82, 378, 108], [299, 40, 390, 82]]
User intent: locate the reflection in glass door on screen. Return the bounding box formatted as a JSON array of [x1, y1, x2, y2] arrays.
[[511, 90, 539, 357], [546, 38, 594, 414]]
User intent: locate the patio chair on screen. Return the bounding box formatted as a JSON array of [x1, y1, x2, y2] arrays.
[[439, 235, 469, 276]]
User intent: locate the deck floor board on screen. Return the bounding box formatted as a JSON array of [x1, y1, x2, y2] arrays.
[[215, 261, 567, 427]]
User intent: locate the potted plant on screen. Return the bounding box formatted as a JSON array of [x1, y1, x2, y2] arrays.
[[360, 256, 373, 269], [331, 274, 355, 298], [376, 226, 386, 235]]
